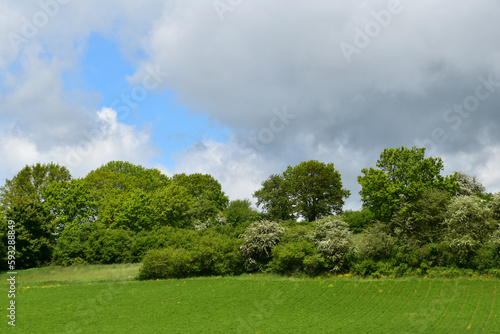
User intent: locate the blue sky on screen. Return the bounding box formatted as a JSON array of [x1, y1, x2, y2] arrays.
[[78, 33, 231, 169], [1, 1, 500, 208]]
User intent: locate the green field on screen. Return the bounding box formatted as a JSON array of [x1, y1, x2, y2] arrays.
[[1, 265, 499, 333]]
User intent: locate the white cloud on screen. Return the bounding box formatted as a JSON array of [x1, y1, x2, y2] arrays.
[[0, 107, 157, 183]]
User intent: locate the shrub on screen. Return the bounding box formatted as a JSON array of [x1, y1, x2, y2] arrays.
[[191, 233, 245, 276], [270, 240, 324, 275], [443, 195, 495, 266], [85, 228, 133, 264], [240, 220, 285, 271], [130, 227, 198, 262], [474, 243, 500, 271], [341, 209, 376, 233], [309, 216, 354, 272], [139, 247, 194, 280], [489, 193, 500, 221], [53, 224, 94, 266], [358, 223, 394, 261]]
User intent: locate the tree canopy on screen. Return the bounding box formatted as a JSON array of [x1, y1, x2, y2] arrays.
[[254, 160, 350, 222], [357, 146, 459, 221]]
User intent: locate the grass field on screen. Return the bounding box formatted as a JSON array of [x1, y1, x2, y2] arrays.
[[1, 265, 499, 333]]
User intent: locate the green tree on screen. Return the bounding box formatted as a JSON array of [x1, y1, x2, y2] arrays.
[[253, 174, 295, 221], [149, 184, 194, 228], [172, 173, 229, 222], [0, 197, 55, 269], [223, 199, 261, 226], [254, 160, 350, 222], [43, 178, 98, 233], [358, 146, 458, 221], [83, 161, 169, 228], [390, 189, 451, 244], [455, 172, 486, 197], [114, 189, 153, 232], [0, 162, 71, 207], [443, 195, 495, 266]]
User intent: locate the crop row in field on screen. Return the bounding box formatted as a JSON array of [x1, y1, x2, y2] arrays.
[[1, 269, 498, 334]]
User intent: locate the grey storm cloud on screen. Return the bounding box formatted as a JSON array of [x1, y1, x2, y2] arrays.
[[1, 0, 500, 207]]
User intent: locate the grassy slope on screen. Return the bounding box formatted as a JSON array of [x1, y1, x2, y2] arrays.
[[1, 265, 499, 333]]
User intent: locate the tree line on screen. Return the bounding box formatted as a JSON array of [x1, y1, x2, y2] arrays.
[[1, 146, 500, 279]]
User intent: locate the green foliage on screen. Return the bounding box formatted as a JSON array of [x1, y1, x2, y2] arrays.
[[489, 192, 500, 221], [190, 233, 245, 276], [455, 172, 486, 196], [130, 227, 198, 262], [389, 189, 451, 244], [309, 216, 354, 272], [474, 243, 500, 271], [443, 195, 495, 266], [85, 228, 133, 264], [114, 189, 153, 232], [270, 240, 324, 275], [139, 247, 195, 279], [138, 232, 244, 279], [240, 220, 286, 271], [358, 146, 458, 221], [341, 208, 376, 233], [52, 224, 95, 266], [83, 161, 169, 229], [173, 173, 229, 212], [253, 174, 295, 221], [0, 162, 71, 207], [283, 160, 350, 221], [149, 184, 193, 228], [357, 223, 394, 261], [0, 196, 55, 269], [254, 160, 350, 222], [223, 199, 261, 226], [43, 178, 98, 233]]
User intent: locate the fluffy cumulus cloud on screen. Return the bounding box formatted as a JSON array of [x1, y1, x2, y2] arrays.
[[1, 0, 500, 208], [0, 107, 157, 182]]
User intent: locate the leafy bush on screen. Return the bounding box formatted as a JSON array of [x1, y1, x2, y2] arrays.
[[443, 195, 495, 266], [489, 193, 500, 221], [270, 240, 324, 275], [474, 243, 500, 271], [341, 209, 376, 233], [358, 223, 394, 261], [223, 199, 261, 226], [138, 233, 245, 279], [240, 220, 286, 271], [85, 228, 133, 264], [455, 172, 486, 197], [139, 247, 195, 279], [53, 224, 94, 266], [390, 189, 450, 245], [130, 227, 199, 262], [309, 216, 354, 272], [191, 233, 244, 276]]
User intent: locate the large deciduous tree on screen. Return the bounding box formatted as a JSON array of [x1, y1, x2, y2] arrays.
[[357, 146, 458, 221], [254, 160, 350, 222], [0, 162, 71, 207]]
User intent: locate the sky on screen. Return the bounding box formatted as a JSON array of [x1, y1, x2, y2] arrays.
[[1, 0, 500, 210]]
